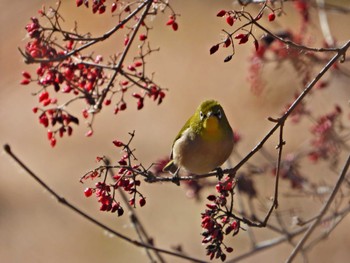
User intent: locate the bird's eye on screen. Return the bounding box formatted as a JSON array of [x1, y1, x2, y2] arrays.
[[200, 111, 205, 120], [216, 109, 222, 119]]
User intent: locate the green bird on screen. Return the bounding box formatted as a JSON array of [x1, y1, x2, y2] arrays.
[[163, 100, 234, 184]]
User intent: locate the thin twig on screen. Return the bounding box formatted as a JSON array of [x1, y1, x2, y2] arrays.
[[3, 144, 207, 263], [94, 0, 154, 111], [226, 204, 350, 263], [105, 159, 166, 263], [285, 153, 350, 263]]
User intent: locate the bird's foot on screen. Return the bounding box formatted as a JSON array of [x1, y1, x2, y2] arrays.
[[215, 167, 224, 181], [171, 167, 181, 186], [171, 174, 180, 186]]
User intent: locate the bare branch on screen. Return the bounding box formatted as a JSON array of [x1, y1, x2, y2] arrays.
[[286, 153, 350, 263]]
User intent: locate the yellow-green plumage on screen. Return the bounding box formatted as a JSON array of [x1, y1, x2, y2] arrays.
[[163, 100, 234, 176]]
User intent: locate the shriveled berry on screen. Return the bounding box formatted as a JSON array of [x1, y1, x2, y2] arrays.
[[226, 247, 234, 253], [119, 102, 127, 111], [207, 195, 216, 201], [210, 44, 219, 55], [117, 207, 124, 216], [139, 197, 146, 207]]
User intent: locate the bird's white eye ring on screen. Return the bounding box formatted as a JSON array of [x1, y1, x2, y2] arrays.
[[200, 111, 205, 121], [216, 109, 222, 119]]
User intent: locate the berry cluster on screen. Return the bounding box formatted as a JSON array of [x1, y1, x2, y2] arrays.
[[308, 105, 344, 163], [201, 176, 239, 261], [210, 1, 283, 63], [20, 0, 175, 147], [81, 133, 149, 215]]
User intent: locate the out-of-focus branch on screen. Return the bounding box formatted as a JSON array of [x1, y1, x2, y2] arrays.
[[286, 153, 350, 263], [226, 204, 350, 263], [316, 0, 335, 47]]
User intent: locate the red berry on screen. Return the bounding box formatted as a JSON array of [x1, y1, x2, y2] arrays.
[[76, 0, 83, 7], [206, 203, 217, 210], [139, 197, 146, 207], [166, 18, 174, 25], [85, 130, 93, 137], [268, 13, 276, 22], [216, 10, 226, 17], [32, 107, 38, 113], [42, 98, 51, 106], [134, 61, 142, 67], [129, 198, 135, 206], [84, 188, 93, 197], [137, 99, 144, 110], [47, 130, 53, 140], [98, 5, 106, 14], [111, 2, 117, 13], [113, 140, 124, 147], [139, 34, 147, 41], [50, 137, 56, 147], [226, 247, 234, 253], [22, 71, 31, 79], [82, 109, 89, 119], [172, 22, 178, 31], [104, 99, 111, 106], [119, 102, 127, 111], [235, 34, 249, 44], [223, 37, 231, 48], [118, 159, 127, 165], [67, 126, 73, 136], [231, 221, 238, 230], [132, 93, 142, 99], [124, 36, 129, 46], [207, 195, 216, 201], [117, 207, 124, 217], [127, 65, 136, 71], [209, 44, 219, 55], [226, 16, 234, 26], [20, 79, 30, 85]]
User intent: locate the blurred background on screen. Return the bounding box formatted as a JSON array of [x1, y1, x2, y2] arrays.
[[1, 0, 350, 262]]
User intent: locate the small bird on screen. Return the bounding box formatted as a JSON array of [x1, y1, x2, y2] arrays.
[[163, 100, 234, 184]]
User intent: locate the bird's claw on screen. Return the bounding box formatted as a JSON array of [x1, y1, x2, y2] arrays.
[[171, 174, 180, 186], [215, 167, 224, 181]]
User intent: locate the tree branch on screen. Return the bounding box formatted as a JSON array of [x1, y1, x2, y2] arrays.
[[3, 144, 207, 263], [285, 153, 350, 263]]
